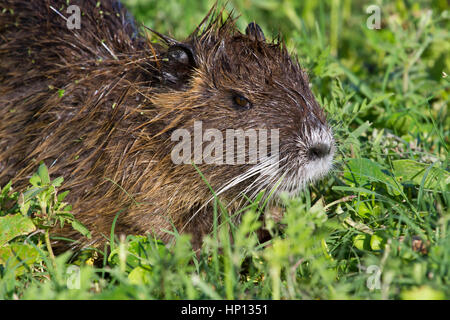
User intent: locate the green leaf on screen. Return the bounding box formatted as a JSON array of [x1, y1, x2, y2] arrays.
[[0, 215, 36, 247], [344, 158, 402, 196], [128, 266, 153, 285], [370, 234, 384, 251], [58, 89, 65, 98], [22, 187, 47, 202], [350, 121, 371, 139], [56, 212, 75, 220], [71, 219, 92, 239], [0, 243, 41, 275], [353, 234, 367, 250], [57, 190, 70, 202], [29, 173, 41, 187], [52, 176, 64, 188], [365, 92, 394, 110], [37, 163, 50, 185], [1, 181, 13, 198], [392, 160, 449, 190], [19, 194, 31, 216], [108, 235, 164, 271]]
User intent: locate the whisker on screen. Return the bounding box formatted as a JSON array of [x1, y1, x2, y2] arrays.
[[180, 154, 284, 233]]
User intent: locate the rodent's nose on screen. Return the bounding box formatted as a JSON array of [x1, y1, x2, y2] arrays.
[[307, 143, 331, 160]]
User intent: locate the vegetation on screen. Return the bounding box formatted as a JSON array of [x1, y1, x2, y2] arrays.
[[0, 0, 448, 299]]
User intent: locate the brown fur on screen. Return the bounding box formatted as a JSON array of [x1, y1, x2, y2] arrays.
[[0, 0, 332, 252]]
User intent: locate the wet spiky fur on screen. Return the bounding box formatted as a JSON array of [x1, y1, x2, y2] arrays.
[[0, 0, 334, 252]]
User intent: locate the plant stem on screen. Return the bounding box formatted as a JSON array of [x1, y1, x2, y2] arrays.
[[45, 229, 56, 269]]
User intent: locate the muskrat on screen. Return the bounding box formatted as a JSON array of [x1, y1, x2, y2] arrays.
[[0, 0, 335, 252]]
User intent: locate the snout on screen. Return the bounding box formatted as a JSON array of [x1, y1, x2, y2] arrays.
[[307, 143, 332, 161]]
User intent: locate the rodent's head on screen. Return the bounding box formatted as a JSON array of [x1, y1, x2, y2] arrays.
[[150, 13, 335, 200]]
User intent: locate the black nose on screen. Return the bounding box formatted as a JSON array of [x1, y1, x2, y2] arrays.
[[307, 143, 331, 160]]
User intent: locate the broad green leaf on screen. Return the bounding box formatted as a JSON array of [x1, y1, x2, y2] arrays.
[[128, 266, 153, 285], [0, 215, 36, 247], [29, 173, 41, 187], [37, 163, 50, 185], [0, 243, 41, 276], [370, 234, 384, 251], [57, 190, 70, 202], [108, 235, 165, 271], [353, 234, 370, 250], [52, 176, 64, 188], [22, 187, 47, 202], [344, 158, 402, 196], [393, 160, 449, 190]]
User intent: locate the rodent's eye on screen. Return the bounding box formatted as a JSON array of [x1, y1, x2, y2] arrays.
[[232, 94, 252, 110]]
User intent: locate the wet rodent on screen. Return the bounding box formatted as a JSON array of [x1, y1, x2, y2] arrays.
[[0, 0, 335, 251]]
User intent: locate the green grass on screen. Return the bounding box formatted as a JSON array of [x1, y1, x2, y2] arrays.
[[0, 0, 449, 299]]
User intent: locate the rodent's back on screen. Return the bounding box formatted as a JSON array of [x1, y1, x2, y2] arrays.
[[0, 0, 147, 178], [0, 1, 335, 251], [0, 0, 174, 249]]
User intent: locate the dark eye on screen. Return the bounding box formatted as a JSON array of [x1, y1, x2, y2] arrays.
[[233, 94, 252, 110]]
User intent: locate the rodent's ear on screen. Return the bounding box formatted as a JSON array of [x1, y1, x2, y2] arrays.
[[245, 22, 265, 42], [167, 44, 197, 68]]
